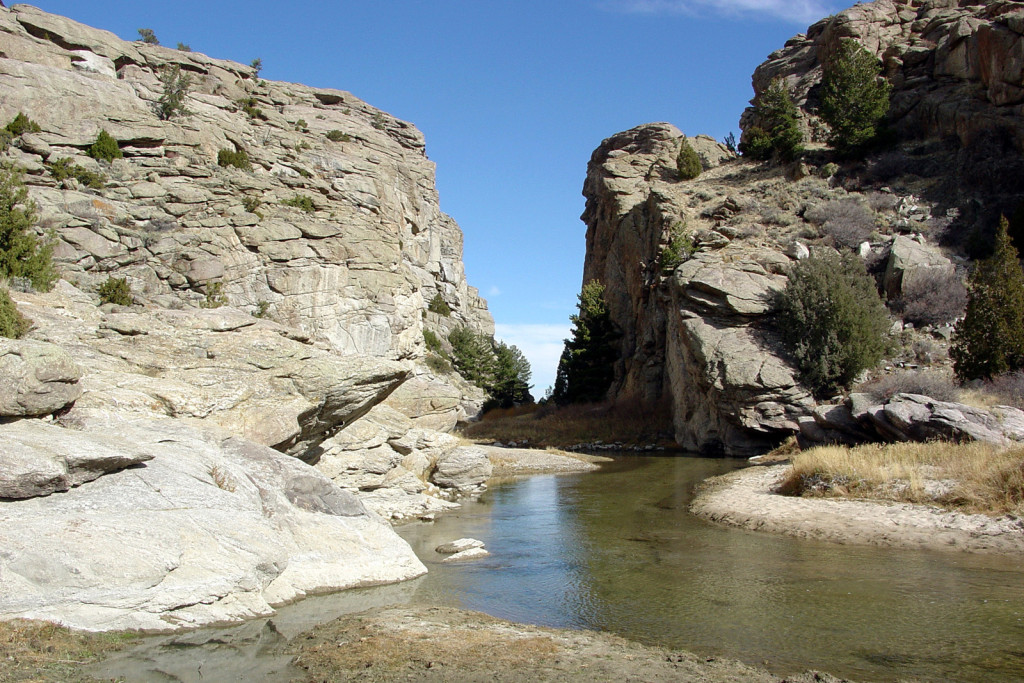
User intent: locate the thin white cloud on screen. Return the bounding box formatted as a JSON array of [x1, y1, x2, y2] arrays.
[[602, 0, 844, 24], [488, 285, 502, 297], [495, 323, 570, 395]]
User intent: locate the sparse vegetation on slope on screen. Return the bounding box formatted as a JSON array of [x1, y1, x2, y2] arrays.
[[0, 165, 57, 292]]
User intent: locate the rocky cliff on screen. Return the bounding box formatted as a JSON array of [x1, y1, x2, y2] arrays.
[[0, 4, 492, 364], [0, 5, 497, 631], [744, 0, 1024, 223]]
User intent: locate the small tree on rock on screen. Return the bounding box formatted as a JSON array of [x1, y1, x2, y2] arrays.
[[0, 165, 57, 292], [740, 78, 803, 162], [777, 250, 890, 397], [820, 39, 891, 157], [951, 217, 1024, 381], [156, 65, 193, 120], [137, 28, 159, 45], [676, 137, 702, 180]]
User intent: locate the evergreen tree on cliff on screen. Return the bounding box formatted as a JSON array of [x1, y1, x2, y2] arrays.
[[739, 78, 803, 162], [820, 39, 891, 157], [553, 280, 619, 404], [951, 217, 1024, 381]]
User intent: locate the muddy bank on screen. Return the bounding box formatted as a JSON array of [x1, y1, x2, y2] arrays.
[[285, 605, 850, 683], [692, 465, 1024, 555], [482, 445, 611, 477]]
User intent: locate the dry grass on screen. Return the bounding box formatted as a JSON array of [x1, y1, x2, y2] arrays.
[[779, 441, 1024, 516], [0, 619, 138, 682], [461, 398, 674, 448]]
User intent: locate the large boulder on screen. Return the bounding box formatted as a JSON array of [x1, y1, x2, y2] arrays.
[[882, 236, 956, 300], [430, 446, 493, 491], [0, 339, 82, 417], [0, 415, 426, 632]]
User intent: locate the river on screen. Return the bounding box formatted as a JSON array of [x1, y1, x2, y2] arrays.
[[94, 455, 1024, 682]]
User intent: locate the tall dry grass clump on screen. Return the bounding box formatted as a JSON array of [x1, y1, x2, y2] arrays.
[[779, 441, 1024, 516]]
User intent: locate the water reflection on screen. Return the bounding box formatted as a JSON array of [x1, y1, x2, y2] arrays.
[[397, 455, 1024, 683]]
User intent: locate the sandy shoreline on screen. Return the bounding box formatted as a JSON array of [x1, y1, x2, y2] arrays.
[[481, 445, 612, 477], [691, 464, 1024, 555]]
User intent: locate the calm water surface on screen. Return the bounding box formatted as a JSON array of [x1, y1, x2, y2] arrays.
[[396, 455, 1024, 683], [95, 455, 1024, 682]]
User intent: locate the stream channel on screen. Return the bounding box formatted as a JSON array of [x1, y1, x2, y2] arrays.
[[93, 454, 1024, 682]]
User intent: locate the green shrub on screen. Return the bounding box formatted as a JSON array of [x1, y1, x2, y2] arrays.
[[236, 97, 267, 121], [217, 148, 252, 171], [659, 225, 696, 273], [676, 138, 702, 180], [777, 250, 891, 397], [176, 42, 191, 52], [294, 119, 308, 132], [254, 300, 270, 318], [0, 130, 12, 153], [5, 113, 41, 136], [820, 39, 891, 157], [280, 194, 315, 213], [88, 130, 122, 162], [371, 113, 387, 130], [325, 130, 351, 143], [0, 165, 57, 292], [242, 196, 262, 214], [47, 158, 105, 189], [250, 58, 263, 79], [97, 276, 133, 306], [157, 65, 192, 120], [0, 287, 30, 338], [425, 353, 452, 375], [739, 78, 803, 162], [423, 328, 442, 353], [200, 280, 227, 309], [952, 217, 1024, 381], [428, 293, 451, 316], [137, 28, 159, 45]]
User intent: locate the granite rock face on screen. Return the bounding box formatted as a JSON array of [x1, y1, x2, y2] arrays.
[[742, 0, 1024, 217], [0, 415, 426, 632], [0, 3, 493, 367], [581, 124, 814, 455], [0, 339, 83, 417]]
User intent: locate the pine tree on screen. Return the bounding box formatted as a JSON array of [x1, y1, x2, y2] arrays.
[[0, 165, 57, 291], [820, 39, 891, 156], [739, 78, 803, 162], [553, 280, 619, 404], [951, 217, 1024, 381]]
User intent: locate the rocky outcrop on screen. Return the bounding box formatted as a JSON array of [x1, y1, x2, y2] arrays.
[[0, 3, 492, 371], [0, 415, 426, 632], [581, 124, 814, 454], [0, 339, 82, 417], [802, 392, 1024, 447], [0, 5, 498, 632], [743, 0, 1024, 218]]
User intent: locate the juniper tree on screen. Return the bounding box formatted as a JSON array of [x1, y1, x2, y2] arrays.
[[951, 217, 1024, 381], [553, 280, 619, 404], [676, 137, 702, 180], [0, 165, 57, 291], [739, 78, 803, 162], [820, 39, 891, 156]]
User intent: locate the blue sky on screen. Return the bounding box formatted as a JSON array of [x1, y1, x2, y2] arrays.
[[27, 0, 850, 393]]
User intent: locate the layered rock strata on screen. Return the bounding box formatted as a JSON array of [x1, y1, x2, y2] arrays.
[[0, 3, 492, 361]]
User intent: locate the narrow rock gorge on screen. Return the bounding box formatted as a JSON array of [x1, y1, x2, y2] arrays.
[[0, 4, 495, 631]]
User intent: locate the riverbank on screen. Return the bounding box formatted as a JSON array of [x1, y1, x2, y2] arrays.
[[482, 445, 611, 477], [285, 605, 851, 683], [692, 464, 1024, 555]]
